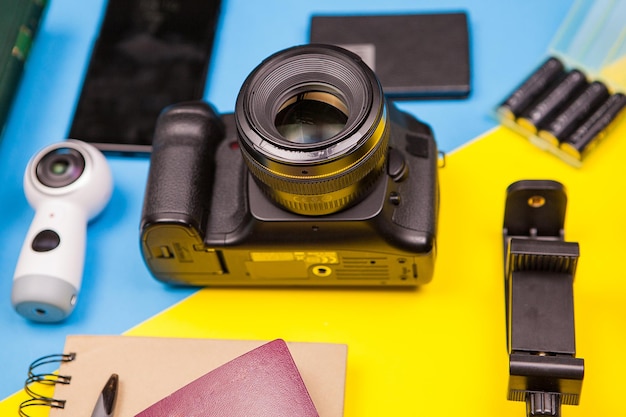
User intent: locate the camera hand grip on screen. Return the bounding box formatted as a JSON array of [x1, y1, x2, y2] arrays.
[[142, 101, 225, 235], [12, 202, 87, 322]]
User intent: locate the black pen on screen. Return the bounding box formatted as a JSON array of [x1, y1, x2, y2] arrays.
[[90, 373, 119, 417]]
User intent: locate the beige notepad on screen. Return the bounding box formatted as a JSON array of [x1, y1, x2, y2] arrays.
[[44, 335, 347, 417]]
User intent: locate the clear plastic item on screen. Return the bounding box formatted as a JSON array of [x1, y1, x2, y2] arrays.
[[549, 0, 626, 93]]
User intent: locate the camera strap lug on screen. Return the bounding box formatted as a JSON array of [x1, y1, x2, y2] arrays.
[[502, 180, 584, 417]]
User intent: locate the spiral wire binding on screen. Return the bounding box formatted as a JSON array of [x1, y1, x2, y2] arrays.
[[18, 353, 76, 417]]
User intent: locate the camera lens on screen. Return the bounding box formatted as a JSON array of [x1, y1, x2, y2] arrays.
[[236, 44, 389, 215], [36, 147, 85, 188], [274, 91, 349, 144]]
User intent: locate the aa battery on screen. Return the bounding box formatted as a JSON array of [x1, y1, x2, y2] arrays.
[[497, 57, 565, 121], [517, 69, 588, 134], [538, 81, 609, 145], [560, 93, 626, 160]]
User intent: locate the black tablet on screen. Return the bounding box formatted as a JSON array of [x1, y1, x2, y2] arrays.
[[69, 0, 221, 155]]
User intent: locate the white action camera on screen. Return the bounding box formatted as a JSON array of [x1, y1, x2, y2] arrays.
[[12, 140, 112, 322]]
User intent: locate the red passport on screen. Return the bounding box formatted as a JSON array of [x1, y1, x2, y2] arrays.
[[134, 339, 320, 417]]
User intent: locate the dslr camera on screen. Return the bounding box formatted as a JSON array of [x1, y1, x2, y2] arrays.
[[140, 44, 439, 287]]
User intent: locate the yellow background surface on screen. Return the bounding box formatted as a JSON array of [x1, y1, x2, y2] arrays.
[[3, 122, 626, 416]]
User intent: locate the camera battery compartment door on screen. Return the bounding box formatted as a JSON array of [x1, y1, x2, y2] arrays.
[[142, 224, 225, 283]]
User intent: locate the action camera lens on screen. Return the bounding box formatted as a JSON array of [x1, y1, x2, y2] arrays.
[[236, 44, 389, 215], [51, 160, 70, 175], [36, 147, 85, 188]]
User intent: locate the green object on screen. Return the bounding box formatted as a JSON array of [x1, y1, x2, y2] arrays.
[[0, 0, 47, 135]]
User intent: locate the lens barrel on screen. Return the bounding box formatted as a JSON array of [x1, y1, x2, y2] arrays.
[[235, 44, 389, 215], [35, 148, 86, 188]]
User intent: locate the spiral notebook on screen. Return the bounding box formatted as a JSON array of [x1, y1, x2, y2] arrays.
[[19, 335, 347, 417]]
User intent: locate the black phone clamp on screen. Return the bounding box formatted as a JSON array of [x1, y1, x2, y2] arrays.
[[503, 180, 584, 417]]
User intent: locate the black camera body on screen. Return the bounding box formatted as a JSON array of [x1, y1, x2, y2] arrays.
[[140, 45, 439, 287]]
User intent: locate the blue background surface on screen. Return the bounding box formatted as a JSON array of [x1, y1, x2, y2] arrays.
[[0, 0, 573, 399]]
